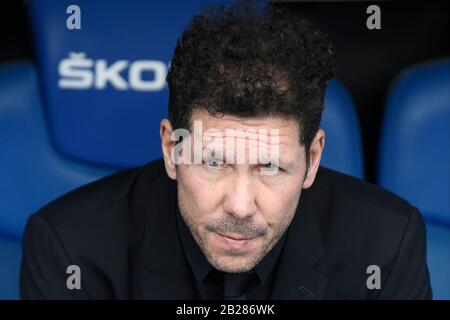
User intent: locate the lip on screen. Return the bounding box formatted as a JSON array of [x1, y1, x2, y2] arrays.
[[217, 232, 254, 241], [213, 232, 258, 250]]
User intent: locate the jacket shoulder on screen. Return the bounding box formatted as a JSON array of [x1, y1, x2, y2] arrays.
[[31, 159, 171, 228], [314, 167, 430, 299], [314, 166, 420, 260], [317, 166, 413, 215]]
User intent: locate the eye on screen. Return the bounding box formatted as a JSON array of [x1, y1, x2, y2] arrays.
[[203, 158, 224, 167], [260, 162, 283, 172], [263, 162, 276, 169]]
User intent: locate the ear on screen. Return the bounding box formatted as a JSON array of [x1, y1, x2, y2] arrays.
[[160, 119, 177, 180], [302, 129, 325, 189]]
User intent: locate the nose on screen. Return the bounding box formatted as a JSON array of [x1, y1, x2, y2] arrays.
[[223, 174, 258, 220]]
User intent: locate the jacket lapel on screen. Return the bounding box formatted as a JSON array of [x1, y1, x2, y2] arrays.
[[131, 177, 198, 299], [271, 169, 330, 299]]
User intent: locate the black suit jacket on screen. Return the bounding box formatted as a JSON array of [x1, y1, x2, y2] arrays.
[[20, 159, 432, 299]]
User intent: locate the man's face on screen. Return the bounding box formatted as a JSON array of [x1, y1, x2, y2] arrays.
[[161, 109, 324, 273]]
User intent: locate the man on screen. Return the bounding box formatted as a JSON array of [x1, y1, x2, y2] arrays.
[[20, 1, 432, 299]]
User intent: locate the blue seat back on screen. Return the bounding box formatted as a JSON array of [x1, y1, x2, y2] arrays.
[[321, 79, 364, 178], [28, 0, 221, 168], [379, 59, 450, 299], [0, 62, 113, 240], [379, 59, 450, 226]]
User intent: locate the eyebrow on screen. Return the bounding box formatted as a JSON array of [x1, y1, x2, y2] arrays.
[[198, 146, 295, 167]]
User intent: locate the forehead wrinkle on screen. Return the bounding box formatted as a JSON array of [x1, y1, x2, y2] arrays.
[[199, 130, 302, 159], [200, 130, 299, 145], [190, 109, 300, 138], [201, 137, 294, 152]]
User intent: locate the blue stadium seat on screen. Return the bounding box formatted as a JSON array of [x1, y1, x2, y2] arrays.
[[0, 236, 22, 300], [0, 62, 114, 298], [379, 59, 450, 299], [28, 0, 219, 168], [321, 79, 364, 178]]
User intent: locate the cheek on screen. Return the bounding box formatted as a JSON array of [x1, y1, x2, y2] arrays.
[[258, 179, 302, 229], [178, 166, 224, 220]]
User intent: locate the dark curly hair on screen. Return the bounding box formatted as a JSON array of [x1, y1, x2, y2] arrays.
[[167, 0, 336, 167]]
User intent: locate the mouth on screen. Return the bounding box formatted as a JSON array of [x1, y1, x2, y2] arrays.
[[212, 232, 259, 251]]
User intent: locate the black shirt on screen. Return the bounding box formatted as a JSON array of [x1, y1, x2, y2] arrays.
[[176, 205, 287, 300]]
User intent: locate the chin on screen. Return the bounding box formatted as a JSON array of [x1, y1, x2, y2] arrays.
[[209, 257, 256, 274], [200, 232, 271, 273], [203, 246, 264, 273]]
